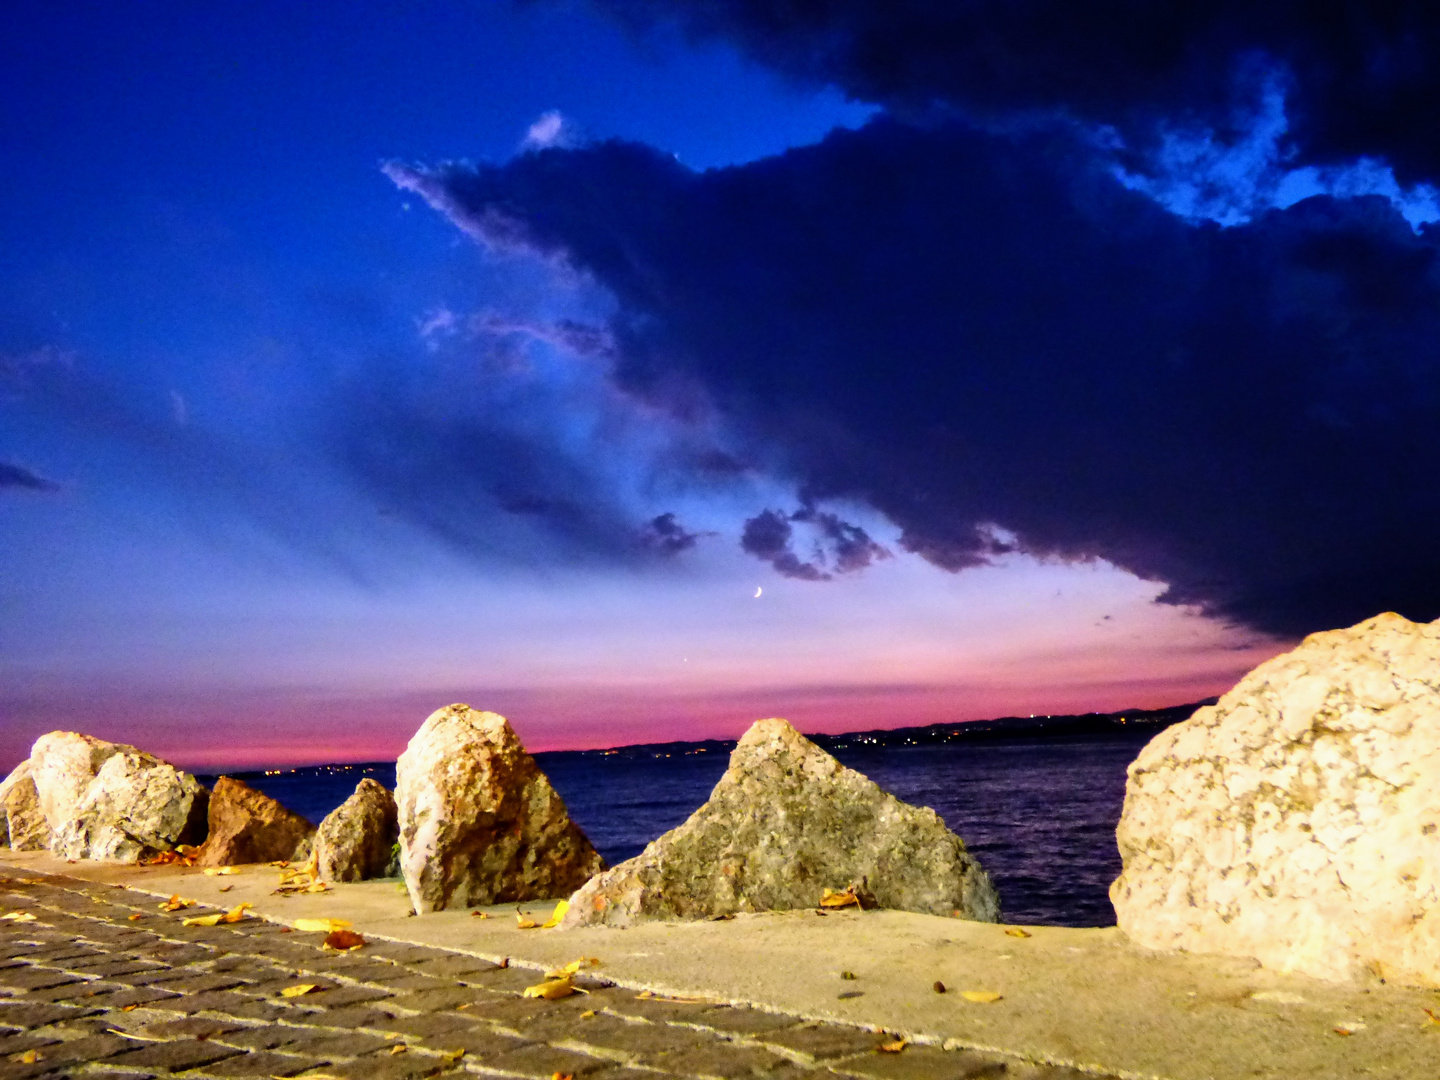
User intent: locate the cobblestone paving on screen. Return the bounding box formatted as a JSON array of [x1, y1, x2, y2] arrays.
[[0, 867, 1105, 1080]]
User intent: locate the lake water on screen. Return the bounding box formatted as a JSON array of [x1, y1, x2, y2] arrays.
[[204, 729, 1150, 927]]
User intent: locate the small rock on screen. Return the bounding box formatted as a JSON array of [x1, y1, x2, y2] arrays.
[[13, 733, 207, 861], [195, 776, 314, 866], [561, 717, 1000, 927], [315, 778, 399, 882], [0, 761, 51, 851], [1112, 612, 1440, 986], [395, 704, 605, 912]]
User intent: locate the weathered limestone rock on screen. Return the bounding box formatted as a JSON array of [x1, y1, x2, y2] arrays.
[[10, 732, 206, 861], [0, 761, 51, 851], [1112, 612, 1440, 986], [396, 704, 604, 912], [315, 778, 399, 882], [196, 776, 314, 866], [562, 717, 1000, 927]]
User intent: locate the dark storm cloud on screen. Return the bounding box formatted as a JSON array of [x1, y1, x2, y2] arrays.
[[738, 505, 888, 580], [391, 117, 1440, 636], [640, 511, 702, 555], [0, 461, 58, 492], [583, 0, 1440, 182]]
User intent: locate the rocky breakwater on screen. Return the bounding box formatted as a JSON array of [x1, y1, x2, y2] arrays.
[[1112, 612, 1440, 985], [196, 776, 315, 866], [563, 717, 1000, 927], [396, 704, 604, 913], [315, 777, 399, 881], [0, 732, 207, 861]]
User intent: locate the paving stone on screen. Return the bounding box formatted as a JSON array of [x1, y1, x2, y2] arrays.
[[143, 972, 254, 994], [410, 1023, 529, 1059], [285, 1005, 399, 1030], [102, 1037, 246, 1071], [386, 987, 485, 1013], [60, 958, 169, 978], [368, 973, 455, 993], [649, 1042, 798, 1079], [758, 1024, 889, 1064], [210, 1025, 316, 1052], [23, 980, 124, 1004], [74, 985, 182, 1009], [141, 1016, 250, 1039], [829, 1047, 1009, 1080], [211, 999, 293, 1022], [294, 985, 394, 1009], [480, 1042, 613, 1078], [283, 1032, 394, 1059], [7, 1032, 133, 1070], [0, 1031, 60, 1056], [544, 1015, 718, 1063], [1005, 1066, 1095, 1080], [209, 955, 287, 976], [682, 1007, 800, 1037], [464, 966, 564, 995], [600, 995, 727, 1025], [143, 989, 260, 1015], [0, 968, 89, 992], [299, 1052, 454, 1079], [458, 994, 596, 1033], [362, 1013, 475, 1039], [106, 968, 190, 987], [405, 956, 502, 981], [362, 944, 454, 965], [193, 1049, 330, 1077]]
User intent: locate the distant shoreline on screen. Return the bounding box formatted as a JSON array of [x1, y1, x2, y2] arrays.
[[205, 699, 1215, 780]]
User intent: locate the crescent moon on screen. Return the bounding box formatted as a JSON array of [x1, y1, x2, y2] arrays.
[[754, 586, 763, 598]]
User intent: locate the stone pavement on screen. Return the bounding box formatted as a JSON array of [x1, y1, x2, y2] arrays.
[[0, 867, 1097, 1080]]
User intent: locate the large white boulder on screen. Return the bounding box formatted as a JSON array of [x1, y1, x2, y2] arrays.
[[8, 732, 208, 862], [395, 704, 604, 913], [1112, 612, 1440, 985]]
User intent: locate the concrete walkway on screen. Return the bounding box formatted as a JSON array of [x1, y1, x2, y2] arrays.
[[3, 852, 1438, 1079]]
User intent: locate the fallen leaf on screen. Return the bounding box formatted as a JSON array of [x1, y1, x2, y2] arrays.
[[281, 983, 319, 998], [217, 885, 233, 894], [933, 981, 947, 994], [516, 911, 540, 930], [579, 1010, 596, 1019], [17, 1049, 41, 1063], [182, 913, 224, 927], [523, 976, 577, 1000], [105, 1028, 167, 1042], [546, 958, 600, 978], [1423, 1006, 1440, 1026], [0, 911, 36, 922], [220, 902, 253, 924], [203, 867, 238, 876], [840, 971, 858, 981], [323, 929, 366, 951], [499, 957, 509, 968], [878, 1039, 907, 1053], [959, 991, 1003, 1004], [294, 918, 351, 933], [443, 1049, 466, 1063], [159, 895, 195, 912], [470, 910, 491, 919], [303, 882, 331, 894], [1004, 927, 1032, 938], [552, 1073, 574, 1080], [121, 1004, 139, 1012], [540, 899, 570, 929], [279, 926, 293, 933], [127, 913, 144, 921], [819, 887, 861, 909], [389, 1044, 408, 1055]]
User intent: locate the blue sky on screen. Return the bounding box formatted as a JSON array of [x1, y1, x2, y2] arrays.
[[8, 1, 1439, 768]]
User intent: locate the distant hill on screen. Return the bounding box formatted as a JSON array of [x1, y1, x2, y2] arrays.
[[564, 699, 1214, 761]]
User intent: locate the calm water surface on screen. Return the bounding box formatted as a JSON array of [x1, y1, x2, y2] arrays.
[[214, 731, 1149, 927]]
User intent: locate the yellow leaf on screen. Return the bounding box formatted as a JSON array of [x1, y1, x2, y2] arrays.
[[516, 912, 540, 929], [878, 1039, 907, 1053], [443, 1049, 466, 1063], [552, 1073, 574, 1080], [540, 899, 569, 929], [819, 887, 861, 909], [121, 1004, 139, 1012], [159, 895, 195, 912], [1424, 1007, 1440, 1026], [579, 1010, 596, 1019], [0, 911, 36, 922], [1004, 927, 1032, 938], [182, 912, 224, 927], [217, 885, 233, 894], [18, 1049, 40, 1063], [389, 1044, 408, 1055], [203, 867, 238, 876], [281, 983, 319, 998], [523, 977, 577, 1000], [470, 910, 491, 919], [294, 918, 351, 933], [546, 957, 600, 978], [127, 913, 144, 921], [959, 990, 1003, 1003], [303, 882, 331, 894], [218, 902, 252, 923]]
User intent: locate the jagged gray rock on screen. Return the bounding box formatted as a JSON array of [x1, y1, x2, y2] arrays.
[[315, 778, 399, 882], [1112, 612, 1440, 986], [7, 732, 207, 861], [0, 761, 50, 851], [195, 776, 314, 866], [562, 717, 1000, 927], [396, 704, 605, 913]]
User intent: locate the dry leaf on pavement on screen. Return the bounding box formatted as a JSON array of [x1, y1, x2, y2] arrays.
[[280, 983, 319, 998], [1004, 927, 1032, 938], [545, 958, 599, 978], [523, 976, 578, 1000], [0, 912, 37, 922], [540, 899, 569, 928], [878, 1039, 907, 1053], [294, 918, 351, 933], [959, 991, 1003, 1003], [323, 928, 365, 951], [203, 867, 238, 876], [819, 887, 861, 909], [516, 910, 540, 929]]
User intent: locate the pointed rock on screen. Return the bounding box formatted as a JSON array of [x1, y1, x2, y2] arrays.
[[562, 717, 1000, 927], [196, 777, 314, 866], [19, 733, 207, 861], [0, 761, 51, 852], [315, 778, 399, 882], [396, 704, 604, 912], [1112, 612, 1440, 986]]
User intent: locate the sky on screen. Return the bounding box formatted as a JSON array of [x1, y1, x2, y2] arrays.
[[5, 1, 1440, 770]]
